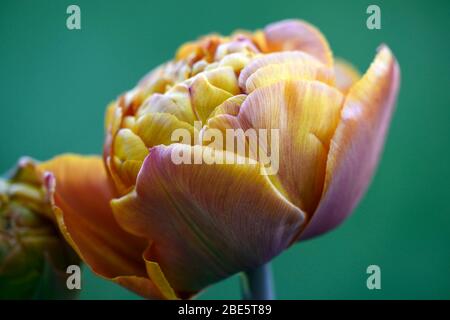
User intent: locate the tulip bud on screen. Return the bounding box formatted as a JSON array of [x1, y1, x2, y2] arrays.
[[0, 159, 79, 299]]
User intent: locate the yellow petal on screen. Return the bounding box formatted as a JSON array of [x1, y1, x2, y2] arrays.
[[104, 102, 123, 162], [201, 114, 245, 157], [112, 129, 149, 188], [104, 101, 119, 133], [38, 154, 183, 299], [112, 157, 144, 191], [137, 84, 197, 124], [142, 244, 183, 299], [112, 276, 169, 300], [251, 30, 269, 52], [214, 38, 259, 60], [218, 52, 253, 73], [209, 94, 246, 117], [37, 155, 146, 278], [133, 113, 197, 147], [114, 129, 149, 162], [238, 51, 331, 90], [189, 73, 234, 122], [203, 66, 240, 95], [122, 116, 136, 129], [176, 42, 202, 61], [334, 58, 361, 94]]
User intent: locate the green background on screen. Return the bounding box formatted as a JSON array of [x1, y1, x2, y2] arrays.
[[1, 0, 449, 299]]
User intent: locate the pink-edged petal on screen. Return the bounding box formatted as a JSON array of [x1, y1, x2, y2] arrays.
[[111, 144, 305, 292], [264, 19, 333, 66], [301, 46, 400, 239], [334, 58, 361, 94], [37, 155, 177, 299]]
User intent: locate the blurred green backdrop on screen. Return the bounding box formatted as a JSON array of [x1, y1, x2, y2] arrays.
[[1, 0, 449, 299]]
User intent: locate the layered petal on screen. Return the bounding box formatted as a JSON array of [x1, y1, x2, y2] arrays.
[[37, 155, 176, 299], [263, 19, 333, 66], [238, 51, 334, 91], [112, 129, 149, 189], [189, 70, 237, 121], [0, 158, 79, 299], [111, 144, 305, 292], [209, 94, 246, 118], [206, 80, 344, 214], [301, 46, 400, 239], [133, 113, 197, 147], [334, 59, 361, 94]]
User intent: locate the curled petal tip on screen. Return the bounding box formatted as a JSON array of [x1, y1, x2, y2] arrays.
[[301, 45, 400, 240]]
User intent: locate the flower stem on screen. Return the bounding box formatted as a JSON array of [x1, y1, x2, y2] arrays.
[[240, 263, 275, 300]]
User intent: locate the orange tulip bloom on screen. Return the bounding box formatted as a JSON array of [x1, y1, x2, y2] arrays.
[[28, 20, 399, 299]]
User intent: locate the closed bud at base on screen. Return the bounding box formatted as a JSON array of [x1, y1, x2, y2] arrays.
[[0, 158, 79, 300]]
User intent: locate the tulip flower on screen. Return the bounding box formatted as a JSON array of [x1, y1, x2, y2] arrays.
[[0, 158, 79, 299], [18, 19, 399, 299]]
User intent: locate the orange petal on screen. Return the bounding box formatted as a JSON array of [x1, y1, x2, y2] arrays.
[[37, 154, 175, 299], [111, 145, 305, 292], [263, 19, 333, 66], [301, 46, 400, 239]]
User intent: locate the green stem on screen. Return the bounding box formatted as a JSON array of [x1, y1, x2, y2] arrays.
[[240, 263, 275, 300]]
